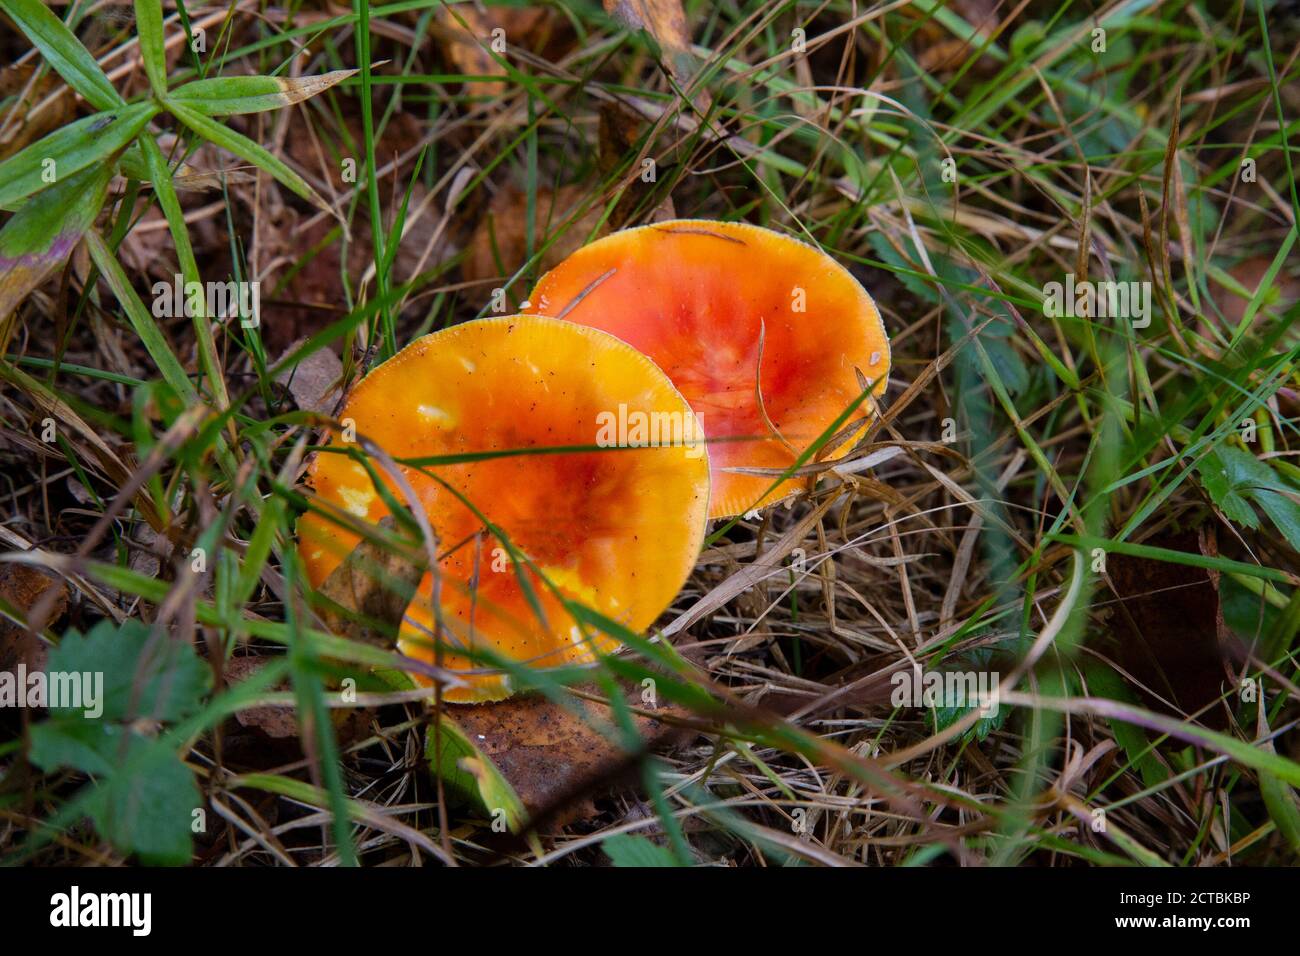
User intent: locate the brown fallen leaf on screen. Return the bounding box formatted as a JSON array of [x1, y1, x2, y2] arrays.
[[1102, 526, 1231, 729], [220, 656, 375, 769], [597, 102, 676, 227], [435, 5, 569, 98], [126, 524, 167, 581], [275, 337, 343, 415], [433, 684, 695, 831], [0, 564, 68, 675], [225, 656, 299, 739], [462, 184, 608, 301], [604, 0, 700, 101], [598, 101, 648, 177], [906, 0, 1001, 75], [1207, 255, 1300, 331], [129, 133, 254, 195]]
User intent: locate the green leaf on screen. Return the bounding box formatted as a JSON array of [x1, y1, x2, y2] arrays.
[[1221, 573, 1280, 642], [133, 0, 168, 95], [425, 715, 529, 834], [0, 0, 123, 111], [169, 70, 357, 115], [166, 99, 333, 214], [931, 696, 1008, 742], [118, 142, 155, 182], [87, 736, 200, 866], [602, 833, 681, 867], [1211, 445, 1300, 552], [1196, 448, 1259, 529], [929, 646, 1011, 743], [982, 336, 1030, 398], [1255, 492, 1300, 554], [1274, 459, 1300, 488], [0, 162, 113, 322], [0, 103, 157, 209], [27, 620, 208, 865], [29, 721, 124, 778], [47, 619, 209, 722], [868, 233, 936, 303]]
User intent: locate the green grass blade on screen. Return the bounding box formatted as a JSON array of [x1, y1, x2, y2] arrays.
[[284, 552, 359, 867], [137, 135, 231, 415], [1051, 534, 1295, 585], [1011, 693, 1300, 789], [0, 163, 113, 323], [133, 0, 169, 96], [0, 103, 157, 208], [1260, 769, 1300, 854], [166, 99, 334, 215], [168, 70, 357, 115], [354, 0, 395, 357], [84, 230, 200, 406]]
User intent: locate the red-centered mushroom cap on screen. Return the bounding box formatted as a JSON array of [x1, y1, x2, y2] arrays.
[[296, 316, 710, 703], [524, 220, 890, 518]]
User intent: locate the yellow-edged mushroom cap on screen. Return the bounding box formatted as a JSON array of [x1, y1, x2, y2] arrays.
[[297, 316, 710, 702], [524, 220, 890, 518]]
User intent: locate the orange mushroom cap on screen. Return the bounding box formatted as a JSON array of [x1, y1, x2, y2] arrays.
[[524, 220, 890, 518], [296, 316, 710, 703]]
